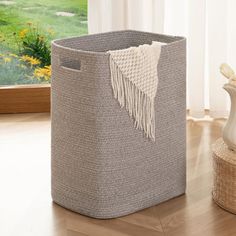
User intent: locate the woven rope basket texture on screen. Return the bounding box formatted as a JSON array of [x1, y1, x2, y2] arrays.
[[212, 138, 236, 214], [51, 30, 186, 219]]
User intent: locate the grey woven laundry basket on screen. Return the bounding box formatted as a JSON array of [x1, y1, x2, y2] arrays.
[[51, 30, 186, 219]]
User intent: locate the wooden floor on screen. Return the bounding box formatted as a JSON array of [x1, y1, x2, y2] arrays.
[[0, 113, 235, 236]]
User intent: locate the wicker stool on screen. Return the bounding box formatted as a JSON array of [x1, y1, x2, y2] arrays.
[[212, 138, 236, 214]]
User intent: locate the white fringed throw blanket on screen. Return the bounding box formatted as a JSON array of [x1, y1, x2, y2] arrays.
[[108, 42, 162, 141]]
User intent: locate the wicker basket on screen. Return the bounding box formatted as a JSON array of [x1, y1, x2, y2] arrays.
[[51, 30, 186, 219], [212, 138, 236, 214]]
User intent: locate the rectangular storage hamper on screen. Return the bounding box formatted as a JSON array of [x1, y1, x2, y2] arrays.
[[51, 30, 186, 219]]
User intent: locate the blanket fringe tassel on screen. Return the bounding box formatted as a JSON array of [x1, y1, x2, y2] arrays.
[[110, 58, 155, 141]]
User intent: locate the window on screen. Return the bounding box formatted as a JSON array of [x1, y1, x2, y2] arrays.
[[0, 0, 87, 113], [0, 0, 87, 86]]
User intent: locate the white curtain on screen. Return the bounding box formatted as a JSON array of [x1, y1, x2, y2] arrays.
[[88, 0, 236, 118]]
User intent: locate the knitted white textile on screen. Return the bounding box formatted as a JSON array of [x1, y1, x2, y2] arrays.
[[108, 42, 162, 141]]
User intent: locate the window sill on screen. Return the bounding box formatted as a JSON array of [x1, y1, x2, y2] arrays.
[[0, 84, 50, 114]]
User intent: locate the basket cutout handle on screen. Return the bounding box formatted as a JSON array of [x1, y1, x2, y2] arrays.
[[59, 57, 81, 73]]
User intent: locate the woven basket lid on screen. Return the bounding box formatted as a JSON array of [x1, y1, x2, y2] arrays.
[[212, 138, 236, 165]]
